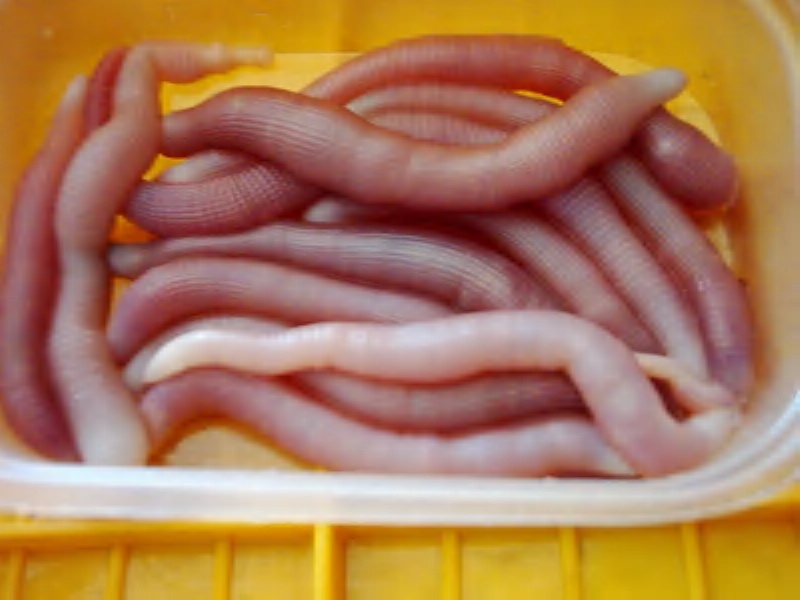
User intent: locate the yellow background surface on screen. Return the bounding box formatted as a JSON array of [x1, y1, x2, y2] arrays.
[[0, 0, 797, 597]]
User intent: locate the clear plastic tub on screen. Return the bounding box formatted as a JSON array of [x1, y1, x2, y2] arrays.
[[0, 0, 797, 525]]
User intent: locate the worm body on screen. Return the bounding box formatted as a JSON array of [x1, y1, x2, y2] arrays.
[[0, 38, 749, 479], [108, 256, 452, 362], [108, 221, 555, 311], [307, 35, 738, 210], [47, 43, 272, 464], [134, 311, 739, 477], [0, 78, 87, 460], [142, 370, 634, 477], [160, 68, 685, 210]]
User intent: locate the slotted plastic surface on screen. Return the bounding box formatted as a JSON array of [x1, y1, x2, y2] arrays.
[[1, 490, 799, 599]]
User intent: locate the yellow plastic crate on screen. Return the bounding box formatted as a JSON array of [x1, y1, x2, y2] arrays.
[[0, 486, 798, 600]]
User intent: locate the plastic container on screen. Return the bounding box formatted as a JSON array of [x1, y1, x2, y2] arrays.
[[0, 0, 797, 525]]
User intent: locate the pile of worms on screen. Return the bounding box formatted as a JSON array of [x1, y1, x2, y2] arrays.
[[0, 37, 753, 478]]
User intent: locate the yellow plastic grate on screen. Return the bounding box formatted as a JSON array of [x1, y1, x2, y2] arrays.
[[0, 508, 798, 599]]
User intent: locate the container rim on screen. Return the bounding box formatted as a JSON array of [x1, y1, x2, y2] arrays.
[[0, 395, 796, 525]]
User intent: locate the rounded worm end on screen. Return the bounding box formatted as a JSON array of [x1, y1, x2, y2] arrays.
[[687, 406, 741, 454], [636, 67, 688, 103], [77, 420, 150, 466], [107, 244, 146, 278]]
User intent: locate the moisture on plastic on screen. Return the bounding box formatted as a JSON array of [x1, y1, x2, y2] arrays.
[[0, 0, 797, 524]]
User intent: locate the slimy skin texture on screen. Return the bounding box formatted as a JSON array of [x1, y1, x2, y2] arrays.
[[0, 78, 87, 461], [107, 256, 452, 363], [311, 92, 748, 391], [460, 211, 659, 353], [305, 35, 738, 211], [109, 214, 655, 353], [537, 179, 708, 377], [295, 370, 583, 431], [47, 43, 272, 465], [133, 311, 740, 477], [125, 316, 586, 433], [128, 159, 319, 237], [108, 221, 556, 312], [157, 68, 686, 210], [599, 156, 753, 394], [346, 84, 744, 384], [0, 38, 748, 478], [141, 370, 635, 477], [130, 35, 733, 234]]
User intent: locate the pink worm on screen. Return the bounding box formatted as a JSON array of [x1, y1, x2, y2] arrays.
[[82, 45, 300, 238], [459, 211, 659, 353], [0, 78, 86, 460], [141, 370, 633, 477], [127, 84, 532, 235], [349, 82, 554, 129], [296, 196, 660, 353], [300, 102, 697, 366], [134, 311, 740, 476], [127, 158, 319, 237], [107, 256, 451, 363], [83, 46, 129, 133], [47, 42, 272, 465], [108, 220, 556, 312], [158, 68, 685, 210], [133, 83, 752, 436], [537, 179, 708, 377], [126, 85, 550, 237], [368, 109, 507, 144], [349, 84, 746, 387], [600, 156, 754, 394], [125, 112, 503, 237], [127, 37, 733, 237], [306, 35, 737, 211], [127, 315, 583, 433], [350, 93, 707, 374], [295, 370, 583, 432]]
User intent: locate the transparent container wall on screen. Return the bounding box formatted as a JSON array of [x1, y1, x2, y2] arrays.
[[0, 0, 797, 523]]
